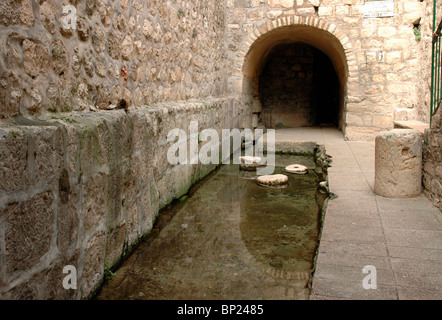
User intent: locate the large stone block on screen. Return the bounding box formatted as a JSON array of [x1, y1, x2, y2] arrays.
[[173, 164, 193, 198], [136, 174, 157, 235], [2, 272, 42, 299], [57, 196, 79, 253], [64, 124, 81, 177], [27, 126, 64, 185], [94, 118, 113, 170], [372, 114, 393, 128], [378, 27, 397, 38], [104, 220, 127, 268], [44, 251, 80, 300], [375, 129, 422, 198], [5, 192, 55, 276], [22, 39, 50, 79], [346, 112, 372, 127], [82, 174, 107, 232], [0, 0, 35, 27], [345, 126, 382, 141], [126, 203, 140, 244], [335, 5, 350, 15], [81, 231, 106, 298], [269, 0, 294, 8], [318, 6, 333, 16], [0, 127, 28, 192], [40, 1, 57, 34]]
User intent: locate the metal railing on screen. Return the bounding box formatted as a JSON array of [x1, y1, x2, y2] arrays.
[[431, 5, 442, 121]]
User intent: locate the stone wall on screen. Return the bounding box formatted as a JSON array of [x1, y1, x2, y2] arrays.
[[1, 0, 441, 301], [415, 0, 442, 124], [0, 0, 228, 117], [423, 107, 442, 212], [0, 0, 254, 300], [226, 0, 435, 140], [422, 0, 442, 212], [0, 97, 252, 299]]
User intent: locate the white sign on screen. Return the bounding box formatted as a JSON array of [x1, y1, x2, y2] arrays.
[[364, 0, 394, 18]]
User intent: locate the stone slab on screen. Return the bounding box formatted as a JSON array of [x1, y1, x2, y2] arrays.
[[394, 120, 429, 134], [312, 278, 398, 300], [314, 264, 395, 286], [283, 127, 442, 300], [397, 286, 442, 300], [387, 246, 442, 262], [315, 251, 391, 270]]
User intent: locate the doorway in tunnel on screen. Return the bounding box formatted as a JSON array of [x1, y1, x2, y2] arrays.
[[258, 42, 340, 129]]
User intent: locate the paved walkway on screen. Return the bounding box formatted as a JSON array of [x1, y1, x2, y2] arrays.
[[273, 127, 442, 300]]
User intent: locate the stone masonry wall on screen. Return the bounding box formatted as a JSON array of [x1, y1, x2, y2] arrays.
[[0, 0, 228, 117], [1, 0, 441, 300], [423, 107, 442, 212], [422, 0, 442, 212], [418, 1, 442, 211], [0, 97, 252, 299], [226, 0, 436, 140], [0, 0, 254, 300], [416, 0, 442, 124]]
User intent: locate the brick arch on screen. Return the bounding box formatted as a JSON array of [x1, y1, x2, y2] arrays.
[[234, 15, 359, 133]]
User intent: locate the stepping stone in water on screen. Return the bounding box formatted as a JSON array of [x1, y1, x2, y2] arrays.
[[256, 174, 289, 188], [285, 164, 308, 175], [239, 156, 263, 171]]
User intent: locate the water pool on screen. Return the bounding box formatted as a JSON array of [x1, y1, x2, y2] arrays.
[[95, 154, 328, 300]]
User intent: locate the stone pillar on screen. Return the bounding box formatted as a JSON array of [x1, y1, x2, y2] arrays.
[[374, 129, 423, 198]]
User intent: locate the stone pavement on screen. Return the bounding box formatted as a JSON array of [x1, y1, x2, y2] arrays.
[[272, 127, 442, 300]]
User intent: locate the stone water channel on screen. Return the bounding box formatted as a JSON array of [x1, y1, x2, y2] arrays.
[[95, 154, 328, 300]]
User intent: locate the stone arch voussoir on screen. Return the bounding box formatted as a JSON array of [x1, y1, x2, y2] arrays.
[[235, 15, 358, 91], [234, 15, 359, 133]]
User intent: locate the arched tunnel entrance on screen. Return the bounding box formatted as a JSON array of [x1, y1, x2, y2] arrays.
[[242, 24, 349, 132], [259, 42, 340, 128]]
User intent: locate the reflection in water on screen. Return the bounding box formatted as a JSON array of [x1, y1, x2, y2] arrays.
[[95, 155, 327, 300], [241, 164, 324, 278]]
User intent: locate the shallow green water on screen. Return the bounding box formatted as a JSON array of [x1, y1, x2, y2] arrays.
[[96, 154, 327, 300]]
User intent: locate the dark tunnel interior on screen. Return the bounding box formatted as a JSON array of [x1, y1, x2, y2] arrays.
[[258, 42, 340, 129]]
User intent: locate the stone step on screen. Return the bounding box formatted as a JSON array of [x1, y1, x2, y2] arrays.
[[393, 120, 429, 134]]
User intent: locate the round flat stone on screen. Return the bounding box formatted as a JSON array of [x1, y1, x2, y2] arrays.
[[256, 174, 289, 187], [240, 156, 263, 171], [240, 156, 262, 165], [285, 164, 308, 174]]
